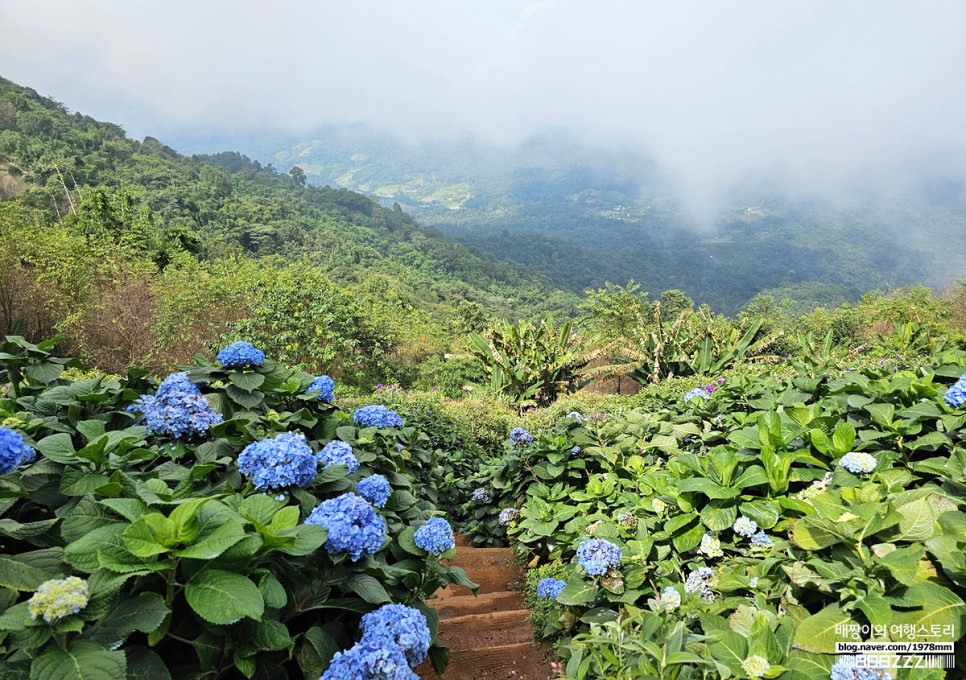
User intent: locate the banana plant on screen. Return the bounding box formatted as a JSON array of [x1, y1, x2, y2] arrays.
[[467, 314, 590, 406]]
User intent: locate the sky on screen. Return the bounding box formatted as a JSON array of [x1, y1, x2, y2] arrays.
[[3, 1, 966, 204]]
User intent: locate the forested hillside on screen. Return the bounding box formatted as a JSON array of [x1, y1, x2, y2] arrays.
[[183, 126, 966, 314], [0, 76, 577, 381]]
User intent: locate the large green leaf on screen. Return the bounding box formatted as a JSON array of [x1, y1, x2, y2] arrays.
[[346, 574, 391, 604], [890, 582, 965, 642], [84, 593, 169, 649], [792, 604, 852, 654], [556, 577, 597, 606], [185, 570, 264, 625], [30, 641, 126, 680]]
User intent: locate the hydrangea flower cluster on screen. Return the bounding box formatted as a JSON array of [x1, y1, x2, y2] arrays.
[[684, 567, 716, 602], [306, 375, 335, 402], [217, 341, 265, 368], [660, 586, 681, 611], [353, 405, 404, 428], [829, 654, 889, 680], [565, 411, 584, 421], [749, 577, 759, 588], [28, 576, 89, 623], [733, 516, 758, 537], [306, 493, 386, 561], [839, 452, 877, 474], [751, 532, 773, 548], [357, 475, 391, 508], [498, 508, 521, 526], [472, 487, 491, 504], [318, 440, 360, 474], [570, 445, 581, 454], [414, 517, 455, 555], [616, 512, 637, 529], [359, 604, 430, 667], [127, 372, 223, 440], [238, 433, 317, 492], [945, 375, 966, 408], [0, 425, 35, 475], [509, 427, 534, 446], [742, 655, 771, 678], [577, 538, 622, 576], [684, 387, 711, 402], [536, 577, 567, 599], [321, 641, 417, 679], [651, 498, 668, 514], [698, 533, 723, 558]]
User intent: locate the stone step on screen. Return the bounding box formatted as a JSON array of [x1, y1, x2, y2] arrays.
[[435, 562, 524, 598], [417, 641, 554, 680], [428, 591, 525, 619], [448, 547, 516, 569], [434, 609, 533, 651]]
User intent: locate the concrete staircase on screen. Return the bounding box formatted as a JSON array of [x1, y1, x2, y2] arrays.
[[416, 538, 555, 679]]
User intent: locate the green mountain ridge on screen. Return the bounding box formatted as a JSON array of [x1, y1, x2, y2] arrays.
[[174, 126, 966, 314]]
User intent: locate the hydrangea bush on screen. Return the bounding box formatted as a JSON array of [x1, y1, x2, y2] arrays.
[[469, 351, 966, 679], [0, 340, 474, 678]]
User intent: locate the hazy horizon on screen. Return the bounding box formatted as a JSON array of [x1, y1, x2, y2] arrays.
[[3, 1, 965, 212]]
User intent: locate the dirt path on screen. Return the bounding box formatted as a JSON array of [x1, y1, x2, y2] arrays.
[[417, 538, 556, 679]]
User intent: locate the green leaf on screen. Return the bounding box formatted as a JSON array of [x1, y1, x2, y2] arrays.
[[792, 604, 852, 654], [346, 574, 391, 604], [877, 545, 925, 586], [25, 362, 64, 385], [35, 433, 76, 463], [185, 570, 264, 625], [0, 555, 56, 591], [397, 526, 421, 555], [226, 385, 264, 409], [676, 477, 739, 499], [30, 641, 126, 680], [245, 618, 294, 652], [173, 521, 246, 560], [556, 577, 597, 606], [893, 498, 937, 541], [229, 372, 265, 392], [889, 582, 965, 641], [125, 646, 171, 680], [700, 500, 737, 531], [831, 423, 856, 455], [84, 593, 169, 649]]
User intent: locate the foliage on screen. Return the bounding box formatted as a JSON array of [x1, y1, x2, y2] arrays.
[[0, 338, 477, 678], [466, 348, 966, 678], [468, 315, 590, 406]]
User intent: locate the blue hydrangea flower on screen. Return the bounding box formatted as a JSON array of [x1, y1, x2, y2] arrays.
[[306, 493, 386, 561], [498, 508, 520, 526], [565, 411, 584, 421], [321, 641, 417, 679], [839, 452, 877, 474], [0, 426, 35, 475], [576, 538, 622, 576], [306, 375, 335, 402], [570, 445, 581, 454], [127, 372, 223, 440], [684, 387, 710, 402], [830, 654, 889, 680], [238, 432, 317, 492], [359, 604, 430, 668], [684, 567, 716, 602], [318, 440, 360, 474], [509, 427, 533, 446], [353, 405, 404, 428], [536, 578, 567, 599], [357, 475, 391, 508], [660, 586, 681, 611], [217, 341, 265, 369], [751, 532, 773, 547], [414, 517, 455, 555], [733, 516, 758, 537], [471, 487, 491, 504], [155, 371, 200, 399], [945, 375, 966, 408]]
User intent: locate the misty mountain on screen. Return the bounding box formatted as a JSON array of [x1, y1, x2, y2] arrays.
[[173, 127, 966, 315]]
